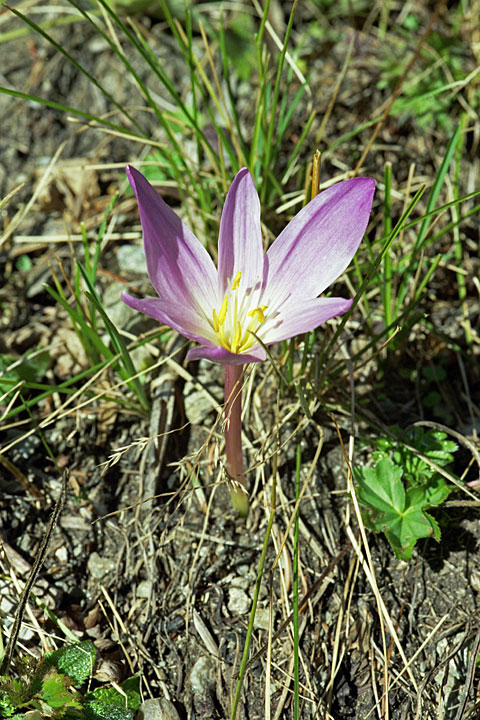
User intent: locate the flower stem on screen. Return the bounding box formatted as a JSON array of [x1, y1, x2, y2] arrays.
[[224, 364, 249, 517]]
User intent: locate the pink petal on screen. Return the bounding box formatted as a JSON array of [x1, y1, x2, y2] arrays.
[[186, 344, 267, 365], [126, 165, 218, 311], [264, 178, 375, 309], [217, 167, 264, 296], [122, 292, 217, 347], [262, 296, 353, 345]]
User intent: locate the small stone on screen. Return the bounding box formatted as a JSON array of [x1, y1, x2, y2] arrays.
[[130, 344, 155, 373], [87, 552, 116, 579], [227, 587, 250, 615], [236, 564, 250, 576], [253, 608, 270, 631], [102, 281, 137, 328], [184, 384, 216, 425], [55, 546, 68, 564], [138, 698, 181, 720], [60, 516, 92, 531], [230, 576, 249, 590], [88, 37, 110, 54], [116, 244, 147, 276], [137, 580, 153, 598], [470, 570, 480, 593], [189, 656, 215, 694], [1, 591, 14, 616]]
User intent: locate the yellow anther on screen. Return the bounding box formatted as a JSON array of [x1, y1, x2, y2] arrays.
[[231, 321, 243, 353], [212, 308, 219, 333], [238, 334, 253, 353], [211, 281, 266, 355], [248, 305, 268, 323], [218, 294, 228, 325], [232, 271, 242, 291]]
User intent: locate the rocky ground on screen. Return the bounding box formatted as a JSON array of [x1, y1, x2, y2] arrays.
[[1, 2, 480, 718]]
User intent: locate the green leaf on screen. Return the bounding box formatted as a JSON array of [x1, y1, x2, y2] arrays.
[[374, 426, 457, 487], [40, 672, 82, 710], [0, 676, 24, 714], [119, 677, 141, 711], [0, 689, 16, 716], [354, 457, 446, 561], [355, 458, 405, 514], [422, 366, 447, 383], [84, 700, 135, 720], [402, 13, 419, 31], [44, 642, 96, 686], [381, 505, 437, 561], [85, 676, 141, 714], [406, 475, 450, 508], [0, 351, 50, 392], [15, 254, 33, 272]]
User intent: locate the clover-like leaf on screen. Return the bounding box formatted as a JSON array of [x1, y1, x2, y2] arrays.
[[374, 426, 458, 488], [84, 700, 135, 720], [40, 672, 82, 712], [355, 458, 405, 514], [44, 642, 96, 687], [354, 457, 446, 561]]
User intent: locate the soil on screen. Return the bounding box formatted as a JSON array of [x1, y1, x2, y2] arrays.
[[1, 2, 480, 719]]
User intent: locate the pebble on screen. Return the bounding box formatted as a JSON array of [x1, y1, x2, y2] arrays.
[[137, 580, 153, 598], [55, 546, 68, 564], [60, 516, 92, 531], [236, 564, 251, 576], [87, 37, 110, 54], [470, 569, 480, 593], [230, 576, 249, 590], [1, 591, 15, 616], [87, 552, 116, 579], [102, 281, 137, 328], [0, 588, 35, 641], [227, 587, 250, 615], [253, 608, 270, 631], [189, 656, 215, 694], [138, 698, 181, 720], [183, 384, 217, 425], [116, 244, 148, 276]]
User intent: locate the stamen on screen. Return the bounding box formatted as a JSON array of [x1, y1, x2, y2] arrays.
[[233, 291, 238, 329], [232, 271, 242, 290], [218, 295, 229, 325], [218, 323, 227, 347], [212, 308, 219, 333], [211, 281, 268, 354], [248, 305, 268, 323], [231, 321, 242, 353]]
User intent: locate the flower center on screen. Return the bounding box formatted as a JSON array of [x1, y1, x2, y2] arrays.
[[211, 272, 268, 354]]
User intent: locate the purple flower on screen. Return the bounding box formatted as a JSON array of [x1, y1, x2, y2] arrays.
[[122, 166, 375, 365]]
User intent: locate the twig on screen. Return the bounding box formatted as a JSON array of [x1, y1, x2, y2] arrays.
[[0, 470, 68, 674]]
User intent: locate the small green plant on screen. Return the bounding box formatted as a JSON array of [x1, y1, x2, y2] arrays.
[[354, 426, 458, 560], [0, 642, 140, 719], [43, 642, 97, 688], [378, 17, 466, 132], [0, 351, 50, 394], [43, 196, 150, 413]]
